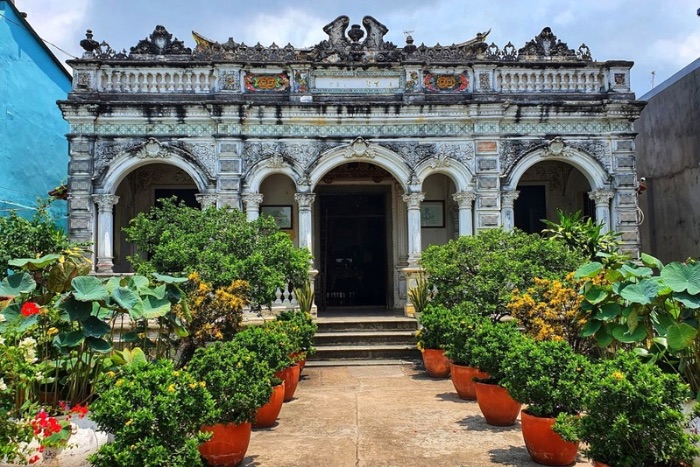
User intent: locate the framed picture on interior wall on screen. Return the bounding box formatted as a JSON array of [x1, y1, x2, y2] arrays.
[[260, 205, 293, 229], [420, 200, 444, 228]]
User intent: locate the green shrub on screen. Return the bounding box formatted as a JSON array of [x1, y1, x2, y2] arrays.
[[187, 342, 273, 425], [417, 303, 469, 352], [276, 309, 318, 356], [541, 209, 622, 261], [502, 339, 590, 418], [233, 324, 293, 374], [468, 320, 527, 384], [123, 198, 311, 309], [420, 228, 585, 320], [555, 352, 699, 466], [89, 359, 216, 467]]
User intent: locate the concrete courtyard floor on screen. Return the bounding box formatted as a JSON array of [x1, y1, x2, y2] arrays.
[[245, 363, 590, 467]]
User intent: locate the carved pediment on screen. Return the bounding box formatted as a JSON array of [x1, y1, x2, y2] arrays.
[[130, 25, 191, 56], [518, 27, 576, 59]]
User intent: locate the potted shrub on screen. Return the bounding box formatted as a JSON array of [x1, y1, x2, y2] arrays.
[[88, 358, 216, 467], [440, 303, 489, 395], [502, 339, 590, 466], [233, 325, 293, 428], [469, 320, 527, 426], [416, 303, 465, 378], [187, 341, 274, 467], [265, 319, 304, 401], [555, 351, 700, 467], [276, 308, 318, 370]]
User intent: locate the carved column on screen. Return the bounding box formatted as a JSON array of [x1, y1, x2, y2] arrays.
[[294, 193, 316, 253], [92, 194, 119, 273], [589, 189, 615, 233], [242, 193, 263, 221], [501, 190, 520, 231], [452, 191, 476, 236], [195, 194, 218, 209], [403, 192, 425, 267]]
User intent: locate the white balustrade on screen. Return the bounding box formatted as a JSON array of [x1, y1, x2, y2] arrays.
[[98, 68, 216, 93], [495, 68, 603, 93]]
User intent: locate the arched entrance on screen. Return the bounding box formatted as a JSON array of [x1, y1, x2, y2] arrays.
[[314, 162, 397, 312], [112, 163, 199, 272], [514, 160, 593, 234]]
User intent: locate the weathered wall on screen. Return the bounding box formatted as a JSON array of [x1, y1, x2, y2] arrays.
[[0, 1, 70, 224], [635, 60, 700, 262]]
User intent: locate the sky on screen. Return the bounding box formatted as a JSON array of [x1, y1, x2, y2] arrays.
[[14, 0, 700, 97]]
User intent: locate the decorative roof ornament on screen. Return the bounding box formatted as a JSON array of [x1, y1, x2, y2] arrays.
[[80, 30, 100, 56], [130, 25, 191, 56], [518, 27, 577, 60]]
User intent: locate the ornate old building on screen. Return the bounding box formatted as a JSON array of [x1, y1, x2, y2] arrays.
[[60, 16, 645, 312]]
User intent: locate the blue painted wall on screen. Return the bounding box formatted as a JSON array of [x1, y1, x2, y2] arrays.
[[0, 0, 71, 227]]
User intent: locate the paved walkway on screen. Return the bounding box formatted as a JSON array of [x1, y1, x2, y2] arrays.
[[246, 363, 590, 466]]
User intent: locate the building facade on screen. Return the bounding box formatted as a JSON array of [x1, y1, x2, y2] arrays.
[[0, 0, 71, 220], [60, 16, 645, 312], [635, 57, 700, 263]]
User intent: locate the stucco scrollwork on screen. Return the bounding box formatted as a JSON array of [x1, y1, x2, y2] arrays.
[[432, 142, 475, 170], [386, 142, 435, 167], [499, 139, 545, 173], [452, 191, 477, 207], [588, 189, 614, 205], [294, 193, 316, 208], [177, 142, 217, 179], [265, 154, 288, 169], [402, 192, 425, 208], [542, 137, 576, 158], [135, 138, 171, 159]]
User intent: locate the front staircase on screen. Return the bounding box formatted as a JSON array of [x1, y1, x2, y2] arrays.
[[307, 312, 421, 366]]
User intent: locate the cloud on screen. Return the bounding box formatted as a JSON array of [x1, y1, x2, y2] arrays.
[[16, 0, 90, 56], [241, 9, 328, 48]]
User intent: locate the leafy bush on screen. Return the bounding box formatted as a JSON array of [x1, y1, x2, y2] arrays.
[[541, 209, 622, 261], [123, 198, 311, 309], [0, 199, 76, 276], [232, 324, 293, 374], [575, 254, 700, 395], [276, 309, 318, 356], [502, 339, 590, 418], [420, 228, 585, 320], [507, 273, 595, 355], [554, 352, 699, 466], [187, 341, 273, 425], [468, 320, 527, 384], [89, 359, 216, 467], [417, 303, 470, 352], [408, 274, 434, 315]]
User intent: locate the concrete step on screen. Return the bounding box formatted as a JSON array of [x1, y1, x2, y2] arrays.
[[309, 344, 421, 361], [315, 317, 418, 333], [305, 358, 421, 367], [314, 330, 417, 346]]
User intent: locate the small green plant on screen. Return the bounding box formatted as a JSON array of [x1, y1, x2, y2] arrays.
[[89, 359, 216, 467], [502, 339, 590, 418], [541, 209, 623, 262], [186, 341, 273, 425], [293, 279, 315, 314], [554, 352, 699, 466], [408, 273, 433, 315], [232, 324, 293, 374], [468, 320, 527, 384], [421, 302, 482, 364], [275, 309, 318, 357]]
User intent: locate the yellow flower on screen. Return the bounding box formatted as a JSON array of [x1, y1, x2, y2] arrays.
[[611, 371, 624, 381], [125, 419, 132, 426], [116, 379, 124, 387], [199, 381, 206, 388], [168, 384, 176, 393], [106, 371, 116, 378], [173, 371, 180, 377], [47, 327, 59, 337]]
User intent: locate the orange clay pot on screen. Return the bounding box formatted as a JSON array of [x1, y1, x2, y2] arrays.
[[474, 381, 521, 426], [253, 381, 285, 428], [199, 422, 252, 467], [422, 348, 451, 378], [450, 364, 489, 400], [520, 409, 579, 466]]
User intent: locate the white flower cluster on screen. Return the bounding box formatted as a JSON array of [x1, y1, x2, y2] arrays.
[[0, 378, 7, 391], [18, 337, 37, 363]]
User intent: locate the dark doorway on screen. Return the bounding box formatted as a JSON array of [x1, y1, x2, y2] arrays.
[[514, 185, 547, 234], [319, 192, 388, 310], [154, 188, 199, 208]]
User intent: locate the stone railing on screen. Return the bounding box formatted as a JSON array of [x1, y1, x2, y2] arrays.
[[494, 68, 603, 93], [98, 68, 215, 93]]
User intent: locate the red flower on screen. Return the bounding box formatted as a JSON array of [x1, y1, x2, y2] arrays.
[[70, 404, 89, 418], [20, 301, 41, 317]]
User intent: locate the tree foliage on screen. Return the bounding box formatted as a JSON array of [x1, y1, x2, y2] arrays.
[[0, 199, 74, 275], [420, 228, 586, 320], [122, 199, 311, 309]]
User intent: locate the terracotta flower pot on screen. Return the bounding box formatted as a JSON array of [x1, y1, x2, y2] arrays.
[[450, 364, 489, 400], [253, 381, 286, 428], [474, 381, 521, 426], [422, 348, 451, 378], [520, 409, 579, 465], [275, 364, 301, 402], [199, 422, 252, 467], [290, 352, 307, 373]]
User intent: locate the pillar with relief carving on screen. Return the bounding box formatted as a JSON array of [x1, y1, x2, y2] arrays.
[[452, 191, 476, 236], [294, 193, 316, 252], [241, 193, 263, 221], [403, 192, 425, 267], [195, 193, 218, 209], [501, 190, 520, 231], [92, 194, 119, 273], [589, 189, 614, 233]]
